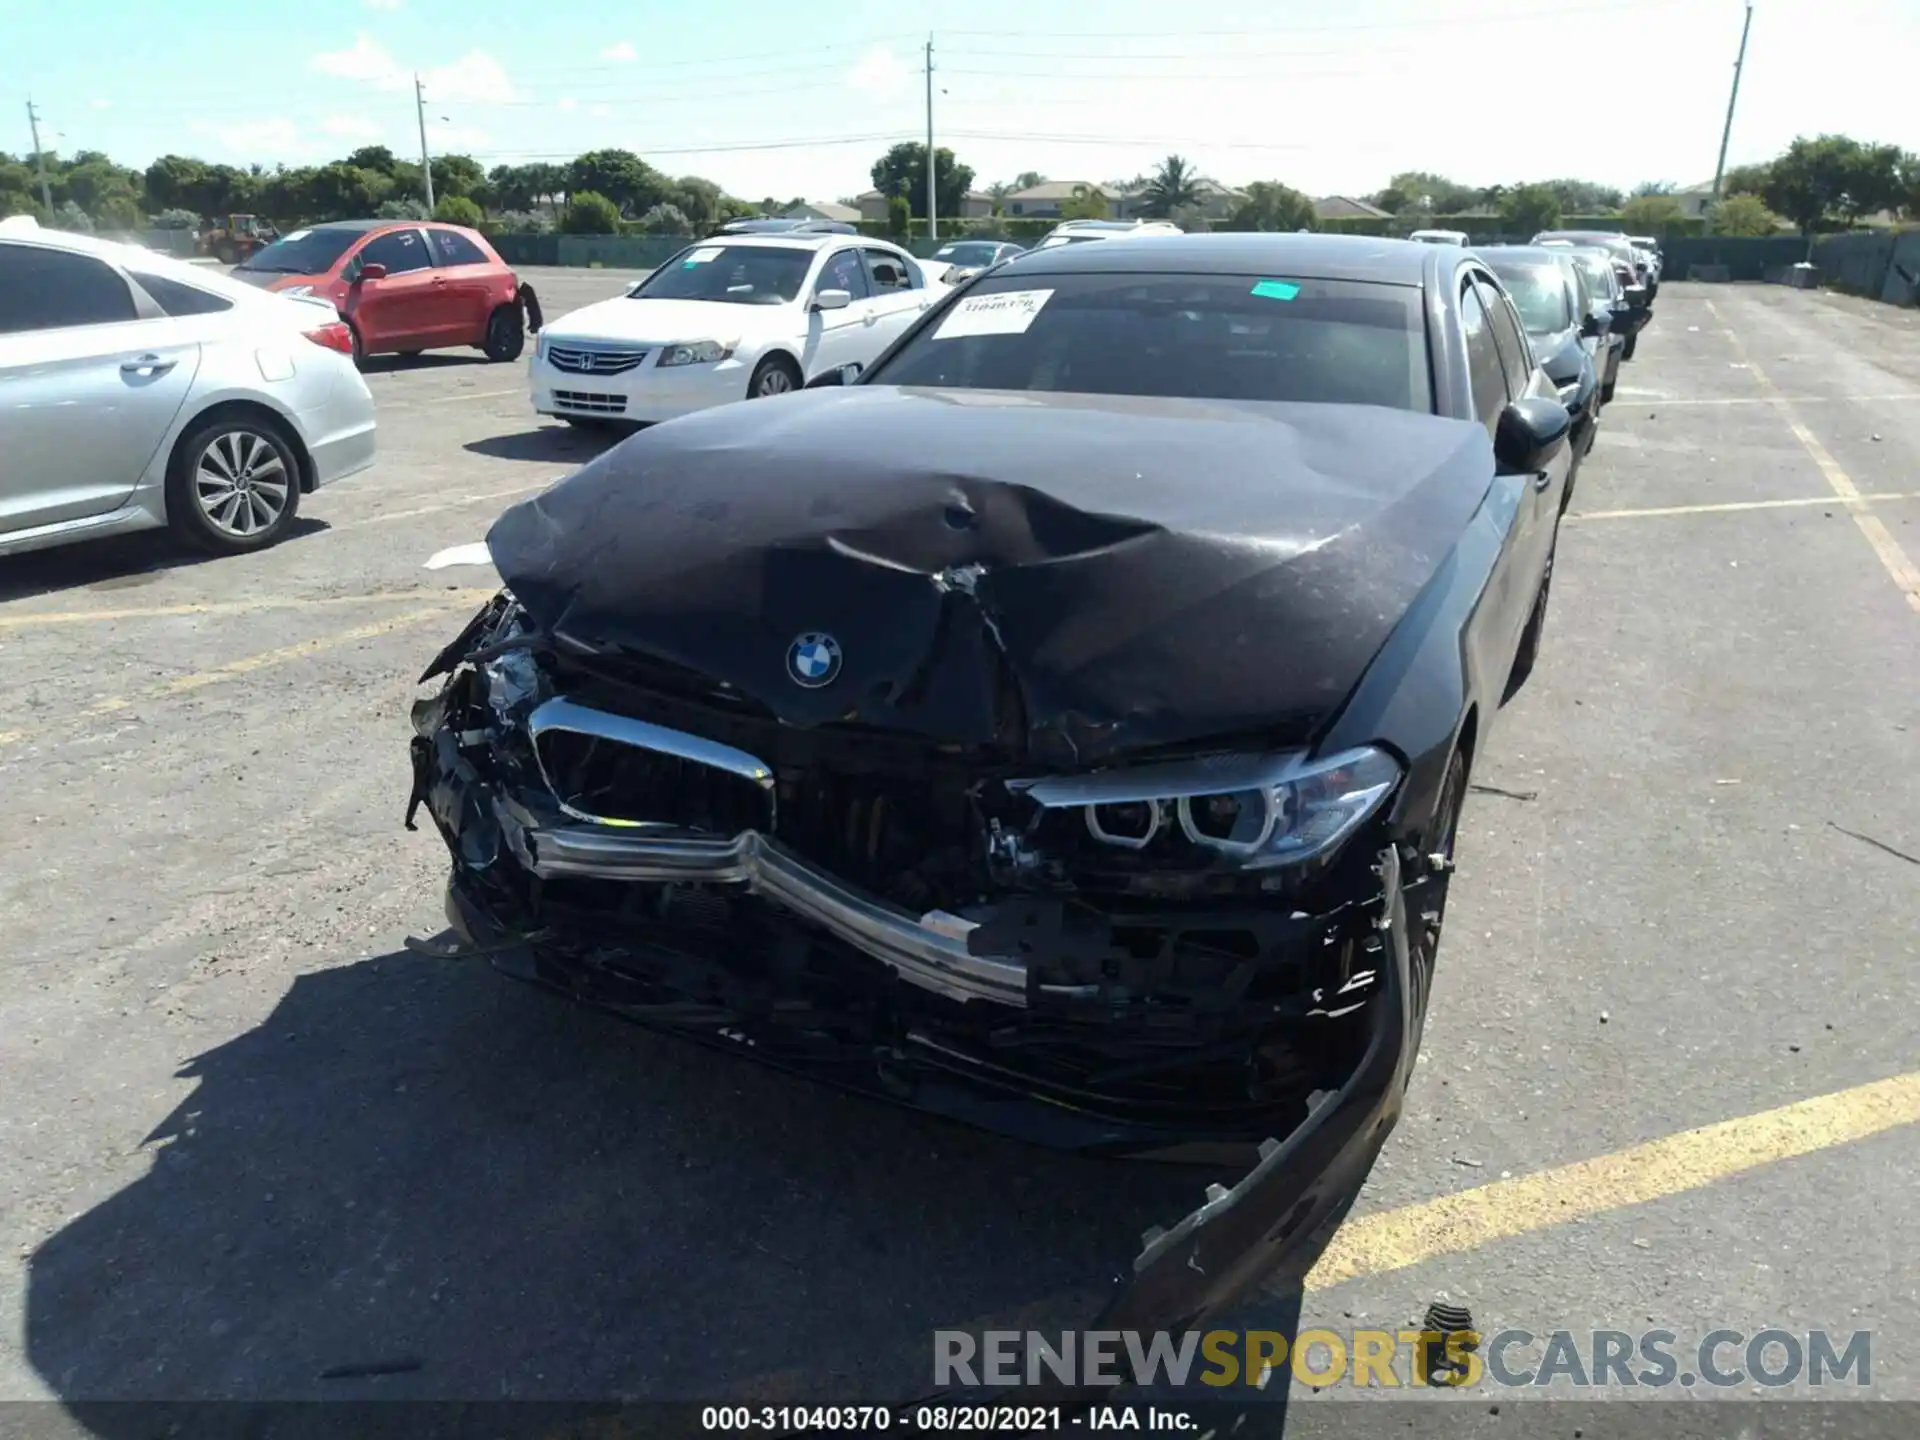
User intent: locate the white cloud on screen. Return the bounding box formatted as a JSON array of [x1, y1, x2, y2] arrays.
[[311, 34, 521, 102], [90, 98, 111, 111], [428, 122, 490, 149], [191, 117, 322, 159], [848, 44, 912, 100], [599, 41, 636, 62], [558, 97, 577, 111], [363, 0, 402, 8], [322, 113, 384, 141], [589, 103, 611, 118]]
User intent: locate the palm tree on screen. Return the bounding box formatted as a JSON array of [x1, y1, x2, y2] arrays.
[[1141, 155, 1201, 218]]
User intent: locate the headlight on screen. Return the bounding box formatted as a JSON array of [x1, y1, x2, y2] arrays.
[[1010, 745, 1402, 870], [658, 340, 734, 367]]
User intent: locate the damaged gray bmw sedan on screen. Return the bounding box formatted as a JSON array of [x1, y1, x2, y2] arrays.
[[407, 234, 1571, 1336]]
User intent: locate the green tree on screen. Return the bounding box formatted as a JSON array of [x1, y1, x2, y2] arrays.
[[257, 166, 318, 226], [1721, 162, 1770, 198], [1013, 171, 1047, 190], [1710, 193, 1780, 235], [638, 202, 689, 234], [52, 199, 94, 233], [345, 146, 402, 178], [1544, 178, 1623, 212], [669, 176, 723, 231], [1139, 154, 1200, 217], [885, 192, 911, 236], [144, 154, 207, 212], [1370, 185, 1411, 214], [1228, 180, 1315, 232], [431, 154, 488, 204], [568, 149, 669, 216], [1633, 180, 1678, 196], [869, 142, 974, 219], [1900, 151, 1920, 221], [152, 207, 200, 230], [1057, 185, 1109, 221], [1498, 183, 1561, 236], [433, 194, 485, 227], [1620, 194, 1685, 233], [1388, 171, 1478, 213], [1763, 134, 1900, 234], [377, 198, 431, 220], [561, 189, 621, 234], [305, 162, 391, 219]]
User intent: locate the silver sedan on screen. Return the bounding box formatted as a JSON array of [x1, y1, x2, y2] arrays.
[[0, 216, 376, 560]]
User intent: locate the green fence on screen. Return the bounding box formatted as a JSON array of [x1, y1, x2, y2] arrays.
[[488, 232, 561, 267]]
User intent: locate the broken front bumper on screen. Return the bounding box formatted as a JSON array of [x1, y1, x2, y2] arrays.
[[410, 669, 1419, 1332]]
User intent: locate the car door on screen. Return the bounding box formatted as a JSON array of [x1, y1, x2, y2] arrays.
[[802, 247, 874, 378], [427, 226, 498, 345], [340, 227, 442, 351], [1456, 277, 1538, 661], [858, 246, 932, 353], [1475, 272, 1563, 607], [0, 241, 200, 536]]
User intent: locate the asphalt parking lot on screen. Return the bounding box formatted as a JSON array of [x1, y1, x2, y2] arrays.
[[2, 280, 1917, 1420]]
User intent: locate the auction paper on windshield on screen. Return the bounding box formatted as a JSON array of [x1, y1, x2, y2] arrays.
[[933, 289, 1054, 339]]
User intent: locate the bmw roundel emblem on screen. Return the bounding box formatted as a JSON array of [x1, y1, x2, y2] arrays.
[[786, 632, 842, 688]]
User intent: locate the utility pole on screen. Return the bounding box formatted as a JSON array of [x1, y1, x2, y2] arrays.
[[25, 100, 54, 214], [1709, 3, 1755, 206], [415, 74, 436, 212], [924, 35, 937, 243]]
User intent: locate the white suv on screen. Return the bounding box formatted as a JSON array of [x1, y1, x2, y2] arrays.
[[0, 217, 377, 559], [1032, 219, 1186, 250]]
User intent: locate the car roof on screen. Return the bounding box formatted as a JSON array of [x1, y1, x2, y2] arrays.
[[1477, 244, 1576, 265], [309, 218, 411, 233], [0, 216, 310, 307], [1005, 232, 1439, 286], [703, 232, 898, 253]]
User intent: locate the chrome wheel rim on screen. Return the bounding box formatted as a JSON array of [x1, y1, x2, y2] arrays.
[[755, 367, 793, 396], [195, 430, 290, 538]]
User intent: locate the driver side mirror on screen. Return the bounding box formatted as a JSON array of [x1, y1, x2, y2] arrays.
[[356, 262, 389, 283], [811, 288, 851, 312], [1580, 308, 1610, 337], [1494, 396, 1573, 475], [805, 363, 863, 389]]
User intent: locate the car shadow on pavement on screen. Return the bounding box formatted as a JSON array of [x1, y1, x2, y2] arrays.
[[360, 354, 496, 374], [463, 427, 626, 464], [23, 948, 1252, 1414], [0, 518, 331, 604]]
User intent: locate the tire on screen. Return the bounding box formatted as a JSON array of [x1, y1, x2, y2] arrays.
[[1502, 541, 1555, 704], [1408, 747, 1469, 1058], [164, 413, 303, 556], [483, 304, 525, 363], [1601, 376, 1616, 405], [348, 322, 366, 370], [746, 354, 801, 399], [1622, 331, 1639, 362]]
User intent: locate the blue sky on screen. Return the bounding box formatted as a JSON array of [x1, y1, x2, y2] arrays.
[[7, 0, 1916, 203]]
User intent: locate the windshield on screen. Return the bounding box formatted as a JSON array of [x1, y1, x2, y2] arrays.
[[934, 242, 1004, 265], [1484, 261, 1570, 334], [235, 227, 359, 275], [1569, 251, 1615, 297], [629, 244, 813, 305], [867, 272, 1431, 412], [1035, 234, 1105, 249]]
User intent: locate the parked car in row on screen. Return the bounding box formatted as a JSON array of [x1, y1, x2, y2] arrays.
[[526, 233, 945, 426], [0, 216, 376, 560], [1032, 218, 1185, 249], [1552, 243, 1654, 361], [1628, 234, 1664, 295], [928, 238, 1026, 284], [1409, 228, 1471, 246], [230, 219, 541, 370], [710, 217, 858, 238], [408, 233, 1572, 1340], [1480, 244, 1621, 502], [1533, 229, 1651, 295]]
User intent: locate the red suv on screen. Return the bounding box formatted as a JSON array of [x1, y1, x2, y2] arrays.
[[231, 219, 542, 368]]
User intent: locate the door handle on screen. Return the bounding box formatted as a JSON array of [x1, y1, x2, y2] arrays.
[[121, 354, 176, 376], [432, 276, 448, 286], [861, 313, 877, 326], [1533, 471, 1553, 492]]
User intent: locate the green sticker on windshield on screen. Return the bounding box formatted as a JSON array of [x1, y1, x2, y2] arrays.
[[1251, 279, 1301, 301]]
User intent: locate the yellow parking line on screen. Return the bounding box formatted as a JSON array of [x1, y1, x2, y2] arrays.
[[0, 601, 474, 750], [1569, 492, 1920, 523], [1301, 1070, 1920, 1291], [331, 484, 550, 529], [0, 587, 495, 631], [1708, 299, 1920, 614]]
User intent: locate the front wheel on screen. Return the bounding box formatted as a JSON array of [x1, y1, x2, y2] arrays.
[[164, 414, 303, 556], [1408, 747, 1469, 1058], [747, 354, 801, 398], [1502, 544, 1555, 704], [1621, 331, 1639, 362], [483, 304, 525, 362]]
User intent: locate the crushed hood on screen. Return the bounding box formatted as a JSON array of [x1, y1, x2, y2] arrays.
[[485, 387, 1492, 766]]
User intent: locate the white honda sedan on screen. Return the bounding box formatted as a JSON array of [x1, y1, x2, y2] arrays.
[[0, 216, 376, 559], [528, 233, 944, 426]]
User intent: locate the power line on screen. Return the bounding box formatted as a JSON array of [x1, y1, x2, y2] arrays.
[[936, 0, 1674, 38], [464, 132, 912, 161]]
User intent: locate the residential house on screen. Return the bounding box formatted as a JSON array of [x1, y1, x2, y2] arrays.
[[1313, 195, 1393, 221], [1109, 178, 1246, 223], [851, 188, 995, 222], [784, 201, 861, 224], [1003, 180, 1108, 219]]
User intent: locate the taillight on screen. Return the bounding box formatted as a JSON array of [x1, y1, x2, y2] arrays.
[[303, 321, 355, 355]]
